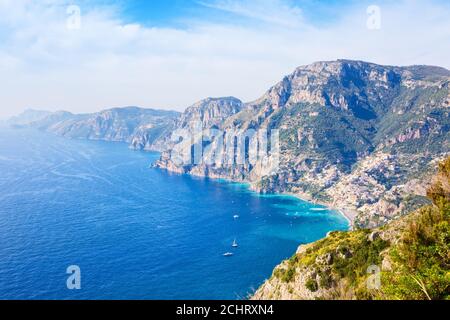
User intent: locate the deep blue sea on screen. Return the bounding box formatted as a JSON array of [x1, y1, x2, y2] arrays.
[[0, 126, 348, 300]]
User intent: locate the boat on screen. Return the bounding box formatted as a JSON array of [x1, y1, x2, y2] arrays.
[[232, 239, 238, 248], [233, 215, 240, 219], [223, 252, 234, 257]]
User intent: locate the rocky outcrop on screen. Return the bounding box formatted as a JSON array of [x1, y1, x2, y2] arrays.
[[252, 157, 450, 300], [178, 97, 243, 129], [155, 60, 450, 228]]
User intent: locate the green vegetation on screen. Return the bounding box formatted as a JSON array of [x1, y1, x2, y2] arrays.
[[274, 266, 296, 283], [382, 157, 450, 300], [382, 204, 449, 299], [305, 278, 319, 292], [270, 157, 450, 300], [439, 157, 450, 179], [318, 270, 333, 289], [333, 237, 388, 285]]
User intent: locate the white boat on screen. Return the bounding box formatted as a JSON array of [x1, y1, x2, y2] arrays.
[[223, 252, 234, 257], [232, 239, 238, 248], [233, 215, 240, 219]]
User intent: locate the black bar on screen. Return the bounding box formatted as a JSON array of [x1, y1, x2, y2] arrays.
[[0, 300, 445, 318]]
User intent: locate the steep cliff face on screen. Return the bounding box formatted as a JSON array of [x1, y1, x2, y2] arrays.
[[252, 157, 450, 300], [178, 97, 243, 129], [155, 60, 450, 228], [129, 121, 178, 152], [12, 107, 180, 149], [153, 96, 245, 173], [130, 97, 244, 153]]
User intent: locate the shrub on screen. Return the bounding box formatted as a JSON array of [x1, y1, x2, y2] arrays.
[[383, 202, 450, 300], [318, 271, 333, 289], [282, 268, 296, 283], [305, 278, 319, 292], [274, 266, 296, 283]]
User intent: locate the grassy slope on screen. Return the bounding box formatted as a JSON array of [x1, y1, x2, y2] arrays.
[[263, 157, 450, 300]]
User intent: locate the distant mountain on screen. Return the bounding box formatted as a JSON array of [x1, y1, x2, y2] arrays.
[[11, 107, 180, 148], [8, 109, 53, 126], [155, 60, 450, 228]]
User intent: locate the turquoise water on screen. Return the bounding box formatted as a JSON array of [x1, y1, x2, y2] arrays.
[[0, 127, 348, 299]]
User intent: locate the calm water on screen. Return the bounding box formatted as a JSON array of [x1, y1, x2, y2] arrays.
[[0, 127, 348, 300]]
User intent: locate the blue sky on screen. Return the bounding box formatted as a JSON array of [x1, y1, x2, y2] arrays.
[[120, 0, 205, 26], [107, 0, 359, 27], [111, 0, 450, 27], [0, 0, 449, 118]]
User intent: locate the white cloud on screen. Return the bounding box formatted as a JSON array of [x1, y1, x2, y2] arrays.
[[0, 0, 449, 119]]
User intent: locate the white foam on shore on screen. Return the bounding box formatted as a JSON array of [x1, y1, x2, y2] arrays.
[[309, 208, 327, 211]]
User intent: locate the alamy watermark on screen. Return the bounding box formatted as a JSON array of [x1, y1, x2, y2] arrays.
[[366, 265, 381, 290], [367, 5, 382, 30], [66, 5, 81, 30], [66, 265, 81, 290], [167, 122, 280, 176]]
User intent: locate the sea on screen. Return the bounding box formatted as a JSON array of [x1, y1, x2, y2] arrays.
[[0, 126, 348, 299]]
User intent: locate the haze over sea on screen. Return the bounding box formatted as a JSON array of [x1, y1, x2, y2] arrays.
[[0, 127, 348, 299]]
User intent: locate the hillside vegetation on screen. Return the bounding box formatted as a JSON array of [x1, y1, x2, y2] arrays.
[[253, 157, 450, 300]]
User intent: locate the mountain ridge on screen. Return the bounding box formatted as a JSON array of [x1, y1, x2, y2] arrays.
[[152, 59, 450, 228], [10, 59, 450, 228], [9, 106, 180, 147], [7, 59, 449, 301], [252, 156, 450, 300]]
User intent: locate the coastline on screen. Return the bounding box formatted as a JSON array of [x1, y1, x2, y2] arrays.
[[284, 191, 355, 229], [154, 163, 356, 229]]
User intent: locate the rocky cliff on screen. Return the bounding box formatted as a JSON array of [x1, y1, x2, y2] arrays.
[[154, 60, 450, 228], [178, 97, 243, 129], [252, 157, 450, 300], [12, 60, 450, 229]]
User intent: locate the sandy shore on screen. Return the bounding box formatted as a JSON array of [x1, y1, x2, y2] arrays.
[[285, 191, 356, 228], [336, 209, 357, 227]]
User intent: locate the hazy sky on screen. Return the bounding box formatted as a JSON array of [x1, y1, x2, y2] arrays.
[[0, 0, 449, 119]]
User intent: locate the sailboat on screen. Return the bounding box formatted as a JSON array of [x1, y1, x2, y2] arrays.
[[223, 252, 234, 257], [232, 239, 238, 248]]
